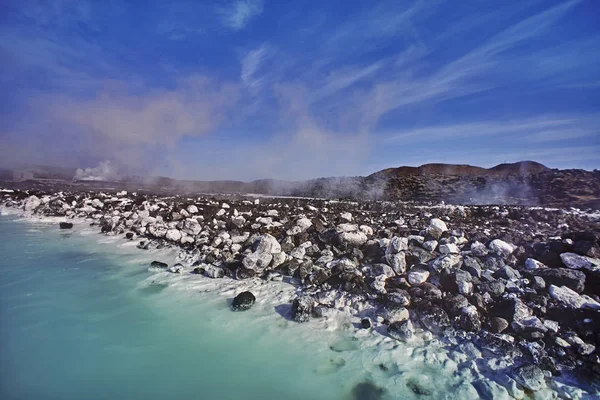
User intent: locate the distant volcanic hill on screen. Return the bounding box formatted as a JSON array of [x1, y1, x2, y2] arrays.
[[1, 161, 599, 209], [369, 161, 550, 179]]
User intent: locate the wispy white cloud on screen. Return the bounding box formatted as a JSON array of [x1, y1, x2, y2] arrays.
[[360, 1, 581, 124], [219, 0, 263, 31], [384, 116, 599, 143], [241, 44, 270, 94]]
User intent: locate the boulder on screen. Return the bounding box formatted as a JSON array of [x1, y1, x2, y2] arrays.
[[490, 317, 509, 333], [533, 268, 585, 293], [478, 281, 505, 297], [165, 229, 182, 242], [494, 266, 520, 281], [59, 222, 73, 229], [149, 260, 168, 270], [490, 298, 532, 323], [560, 252, 599, 271], [489, 239, 514, 258], [439, 243, 459, 254], [458, 305, 482, 332], [381, 306, 409, 323], [427, 218, 448, 239], [422, 240, 438, 252], [512, 364, 545, 392], [242, 252, 273, 271], [388, 320, 413, 341], [386, 252, 407, 274], [370, 263, 395, 278], [407, 266, 429, 286], [182, 219, 202, 235], [203, 265, 225, 279], [548, 285, 600, 309], [254, 234, 282, 254], [419, 306, 450, 334], [525, 258, 545, 270], [292, 295, 315, 322], [338, 231, 367, 247], [462, 256, 482, 278], [24, 195, 42, 211], [386, 236, 408, 254], [231, 291, 256, 311], [167, 264, 183, 273]]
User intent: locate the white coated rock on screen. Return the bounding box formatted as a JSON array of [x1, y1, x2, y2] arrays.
[[339, 231, 367, 247], [525, 258, 545, 270], [422, 240, 438, 252], [24, 196, 42, 211], [359, 225, 373, 236], [165, 229, 182, 242], [386, 236, 408, 254], [428, 218, 448, 239], [371, 275, 387, 294], [560, 252, 599, 271], [408, 269, 429, 286], [339, 212, 352, 222], [439, 243, 459, 254], [231, 216, 246, 228], [549, 285, 600, 309], [254, 234, 281, 254], [489, 239, 514, 257]]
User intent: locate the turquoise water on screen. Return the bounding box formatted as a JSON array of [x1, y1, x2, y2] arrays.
[[1, 216, 401, 400]]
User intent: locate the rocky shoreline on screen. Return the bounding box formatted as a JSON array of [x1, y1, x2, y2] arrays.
[[2, 187, 600, 397]]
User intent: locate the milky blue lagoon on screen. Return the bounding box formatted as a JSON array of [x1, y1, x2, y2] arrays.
[[2, 215, 591, 400], [0, 216, 394, 400]]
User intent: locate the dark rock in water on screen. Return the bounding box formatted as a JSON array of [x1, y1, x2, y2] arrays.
[[59, 222, 73, 229], [193, 267, 204, 274], [419, 306, 450, 334], [406, 378, 433, 396], [533, 268, 585, 293], [388, 320, 413, 341], [149, 261, 168, 269], [292, 295, 315, 323], [350, 381, 386, 400], [231, 291, 256, 311], [490, 317, 509, 333], [125, 232, 134, 239], [361, 318, 372, 329], [312, 306, 325, 318], [512, 364, 545, 391], [235, 267, 256, 280]]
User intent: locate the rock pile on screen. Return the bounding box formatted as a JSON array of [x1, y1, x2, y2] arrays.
[[2, 187, 600, 394]]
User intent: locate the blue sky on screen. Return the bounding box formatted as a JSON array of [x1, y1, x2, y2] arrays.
[[0, 0, 599, 180]]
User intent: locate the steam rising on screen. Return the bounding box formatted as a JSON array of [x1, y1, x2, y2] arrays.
[[74, 161, 120, 182]]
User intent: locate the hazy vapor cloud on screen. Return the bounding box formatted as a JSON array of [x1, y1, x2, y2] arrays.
[[74, 160, 120, 181]]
